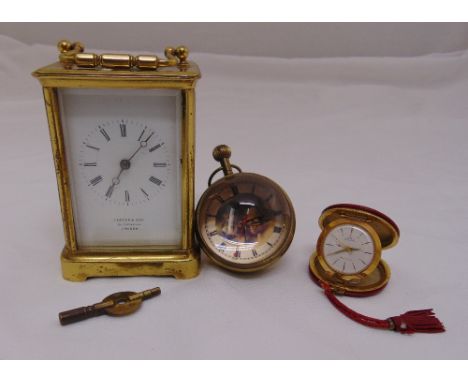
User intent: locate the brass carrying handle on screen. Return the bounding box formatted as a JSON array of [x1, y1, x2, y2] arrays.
[[57, 40, 189, 70]]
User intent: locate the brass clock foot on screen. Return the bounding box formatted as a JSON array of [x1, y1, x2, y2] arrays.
[[61, 247, 200, 281]]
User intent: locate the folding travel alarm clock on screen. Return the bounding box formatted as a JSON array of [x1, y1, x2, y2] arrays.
[[33, 40, 201, 281], [310, 203, 398, 294], [309, 204, 445, 334]]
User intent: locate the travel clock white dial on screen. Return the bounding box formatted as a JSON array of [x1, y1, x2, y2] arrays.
[[59, 88, 182, 247], [317, 219, 382, 280], [322, 224, 376, 275]]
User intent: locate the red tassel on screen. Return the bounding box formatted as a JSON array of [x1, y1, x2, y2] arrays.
[[389, 310, 445, 334], [321, 282, 445, 334]]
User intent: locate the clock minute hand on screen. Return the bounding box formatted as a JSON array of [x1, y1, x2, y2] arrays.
[[128, 141, 145, 161], [326, 247, 349, 256], [128, 132, 154, 161], [106, 132, 154, 199], [331, 235, 361, 252], [243, 211, 278, 226]]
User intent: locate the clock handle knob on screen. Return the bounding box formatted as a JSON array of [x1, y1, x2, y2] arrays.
[[213, 144, 233, 176], [167, 46, 189, 65], [208, 145, 242, 186]]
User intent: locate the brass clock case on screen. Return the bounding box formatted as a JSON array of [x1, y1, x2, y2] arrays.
[[33, 41, 201, 281]]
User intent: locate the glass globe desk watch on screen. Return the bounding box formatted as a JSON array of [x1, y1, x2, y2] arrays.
[[196, 145, 296, 272]]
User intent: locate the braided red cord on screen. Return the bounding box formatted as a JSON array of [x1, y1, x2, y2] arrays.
[[322, 283, 391, 330], [321, 282, 445, 334]]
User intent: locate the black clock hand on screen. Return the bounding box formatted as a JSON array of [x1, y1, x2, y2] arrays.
[[105, 167, 125, 199], [244, 211, 281, 226], [128, 140, 146, 161], [326, 248, 349, 256], [115, 167, 125, 180], [128, 132, 154, 161], [106, 132, 154, 198]]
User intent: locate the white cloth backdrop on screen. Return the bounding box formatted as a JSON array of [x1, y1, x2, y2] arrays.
[[0, 35, 467, 359]]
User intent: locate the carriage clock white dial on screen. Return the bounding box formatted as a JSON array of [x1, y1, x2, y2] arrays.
[[60, 88, 182, 247], [79, 119, 169, 206]]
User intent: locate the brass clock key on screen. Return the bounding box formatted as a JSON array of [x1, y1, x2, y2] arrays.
[[59, 287, 161, 325]]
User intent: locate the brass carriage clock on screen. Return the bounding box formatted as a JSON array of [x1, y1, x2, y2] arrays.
[[33, 40, 201, 281]]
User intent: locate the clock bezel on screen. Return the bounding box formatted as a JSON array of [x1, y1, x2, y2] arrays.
[[33, 61, 201, 281]]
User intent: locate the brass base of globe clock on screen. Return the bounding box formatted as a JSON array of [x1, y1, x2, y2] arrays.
[[61, 248, 200, 281]]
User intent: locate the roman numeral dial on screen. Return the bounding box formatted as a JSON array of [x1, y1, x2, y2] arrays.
[[196, 166, 295, 271], [79, 119, 170, 206]]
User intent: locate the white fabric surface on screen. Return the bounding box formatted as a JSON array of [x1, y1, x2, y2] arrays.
[[1, 35, 467, 359]]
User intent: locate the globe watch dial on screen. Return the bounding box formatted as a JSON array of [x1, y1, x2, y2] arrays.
[[197, 173, 294, 270]]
